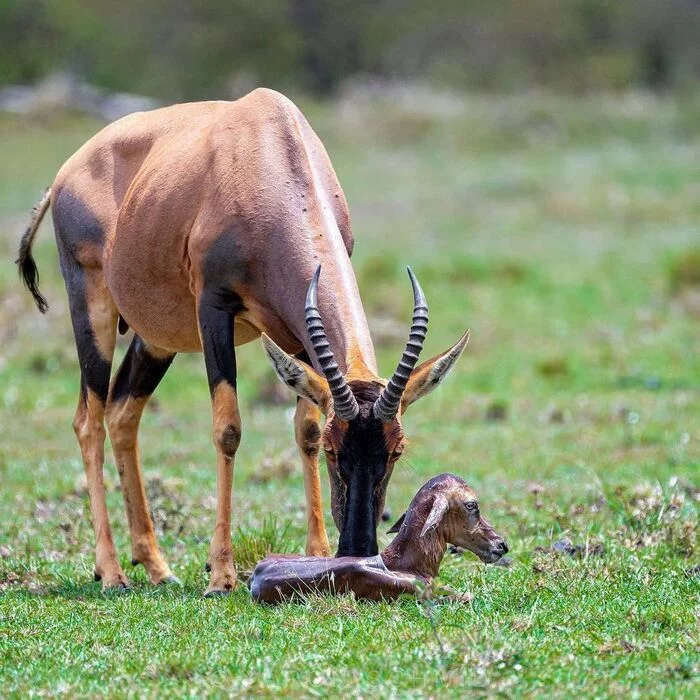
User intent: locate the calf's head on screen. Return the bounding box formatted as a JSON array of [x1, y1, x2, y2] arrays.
[[262, 267, 469, 557], [389, 473, 508, 564]]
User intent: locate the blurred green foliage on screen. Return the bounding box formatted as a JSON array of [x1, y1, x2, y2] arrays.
[[2, 0, 700, 98]]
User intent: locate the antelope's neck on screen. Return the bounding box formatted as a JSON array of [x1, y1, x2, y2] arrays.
[[272, 254, 378, 380], [381, 528, 447, 581], [258, 103, 379, 380], [311, 261, 378, 379]]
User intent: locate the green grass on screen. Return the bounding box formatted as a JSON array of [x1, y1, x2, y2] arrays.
[[0, 92, 699, 698]]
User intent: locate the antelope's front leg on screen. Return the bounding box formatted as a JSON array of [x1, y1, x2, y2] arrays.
[[198, 292, 242, 596], [294, 396, 331, 556]]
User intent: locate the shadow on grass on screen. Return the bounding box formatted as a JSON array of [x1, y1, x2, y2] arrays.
[[1, 579, 207, 601]]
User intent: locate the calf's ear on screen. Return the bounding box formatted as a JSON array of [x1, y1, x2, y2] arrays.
[[261, 334, 331, 413], [387, 512, 406, 534], [401, 330, 470, 412], [420, 494, 450, 538]]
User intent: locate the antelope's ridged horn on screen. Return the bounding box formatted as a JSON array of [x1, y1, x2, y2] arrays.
[[373, 267, 428, 422], [305, 266, 359, 421]]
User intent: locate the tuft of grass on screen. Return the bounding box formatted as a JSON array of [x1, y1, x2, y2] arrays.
[[667, 248, 700, 293], [537, 356, 570, 378], [234, 516, 295, 575]]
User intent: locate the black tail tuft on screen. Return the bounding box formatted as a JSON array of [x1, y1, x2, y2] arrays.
[[16, 188, 51, 313], [17, 235, 48, 313]]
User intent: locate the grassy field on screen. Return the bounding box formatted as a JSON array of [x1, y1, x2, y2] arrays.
[[0, 89, 699, 697]]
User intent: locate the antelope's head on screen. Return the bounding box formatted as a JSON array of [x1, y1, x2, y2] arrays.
[[262, 267, 470, 557]]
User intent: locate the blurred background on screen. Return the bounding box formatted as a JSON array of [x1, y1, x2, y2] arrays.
[[4, 0, 700, 100]]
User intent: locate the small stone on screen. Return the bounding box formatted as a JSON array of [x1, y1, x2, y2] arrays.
[[493, 556, 513, 568]]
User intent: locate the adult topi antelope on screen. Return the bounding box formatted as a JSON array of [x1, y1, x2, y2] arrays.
[[17, 88, 470, 595]]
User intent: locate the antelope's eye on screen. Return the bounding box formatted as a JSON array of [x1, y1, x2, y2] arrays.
[[465, 501, 478, 511]]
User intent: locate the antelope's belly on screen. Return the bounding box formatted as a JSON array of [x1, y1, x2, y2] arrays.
[[108, 271, 201, 352], [104, 246, 262, 354]]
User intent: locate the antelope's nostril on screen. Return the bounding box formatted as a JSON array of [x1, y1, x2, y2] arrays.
[[497, 540, 509, 554]]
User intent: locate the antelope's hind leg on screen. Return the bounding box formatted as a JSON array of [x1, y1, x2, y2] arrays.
[[106, 336, 177, 585], [198, 291, 242, 596], [58, 242, 127, 589]]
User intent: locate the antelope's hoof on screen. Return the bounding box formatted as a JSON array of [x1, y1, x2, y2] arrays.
[[203, 570, 237, 598], [306, 544, 331, 557], [131, 558, 140, 567], [203, 588, 232, 598], [159, 575, 182, 586], [204, 561, 212, 572], [96, 570, 131, 592]]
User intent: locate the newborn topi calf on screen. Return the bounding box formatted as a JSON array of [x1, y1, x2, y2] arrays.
[[249, 473, 508, 603]]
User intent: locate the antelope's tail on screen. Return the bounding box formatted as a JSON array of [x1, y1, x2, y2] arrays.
[[16, 187, 51, 313]]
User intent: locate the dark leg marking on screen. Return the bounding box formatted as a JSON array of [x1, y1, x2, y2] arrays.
[[218, 424, 242, 457], [53, 188, 105, 248], [53, 190, 110, 403], [110, 336, 175, 404], [198, 288, 243, 595], [299, 417, 321, 457], [198, 289, 244, 394]]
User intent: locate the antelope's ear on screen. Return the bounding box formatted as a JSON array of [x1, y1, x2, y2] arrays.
[[401, 329, 470, 412], [387, 512, 406, 534], [261, 334, 331, 413], [420, 494, 450, 538]]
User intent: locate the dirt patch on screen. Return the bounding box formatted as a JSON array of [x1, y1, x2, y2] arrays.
[[145, 476, 190, 536], [531, 537, 605, 573], [549, 538, 605, 558]]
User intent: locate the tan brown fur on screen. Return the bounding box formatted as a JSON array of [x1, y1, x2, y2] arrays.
[[69, 273, 126, 588], [49, 89, 373, 368], [105, 393, 173, 584], [206, 381, 241, 594], [84, 269, 119, 361], [21, 88, 471, 592], [294, 399, 331, 556], [74, 387, 128, 588]]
